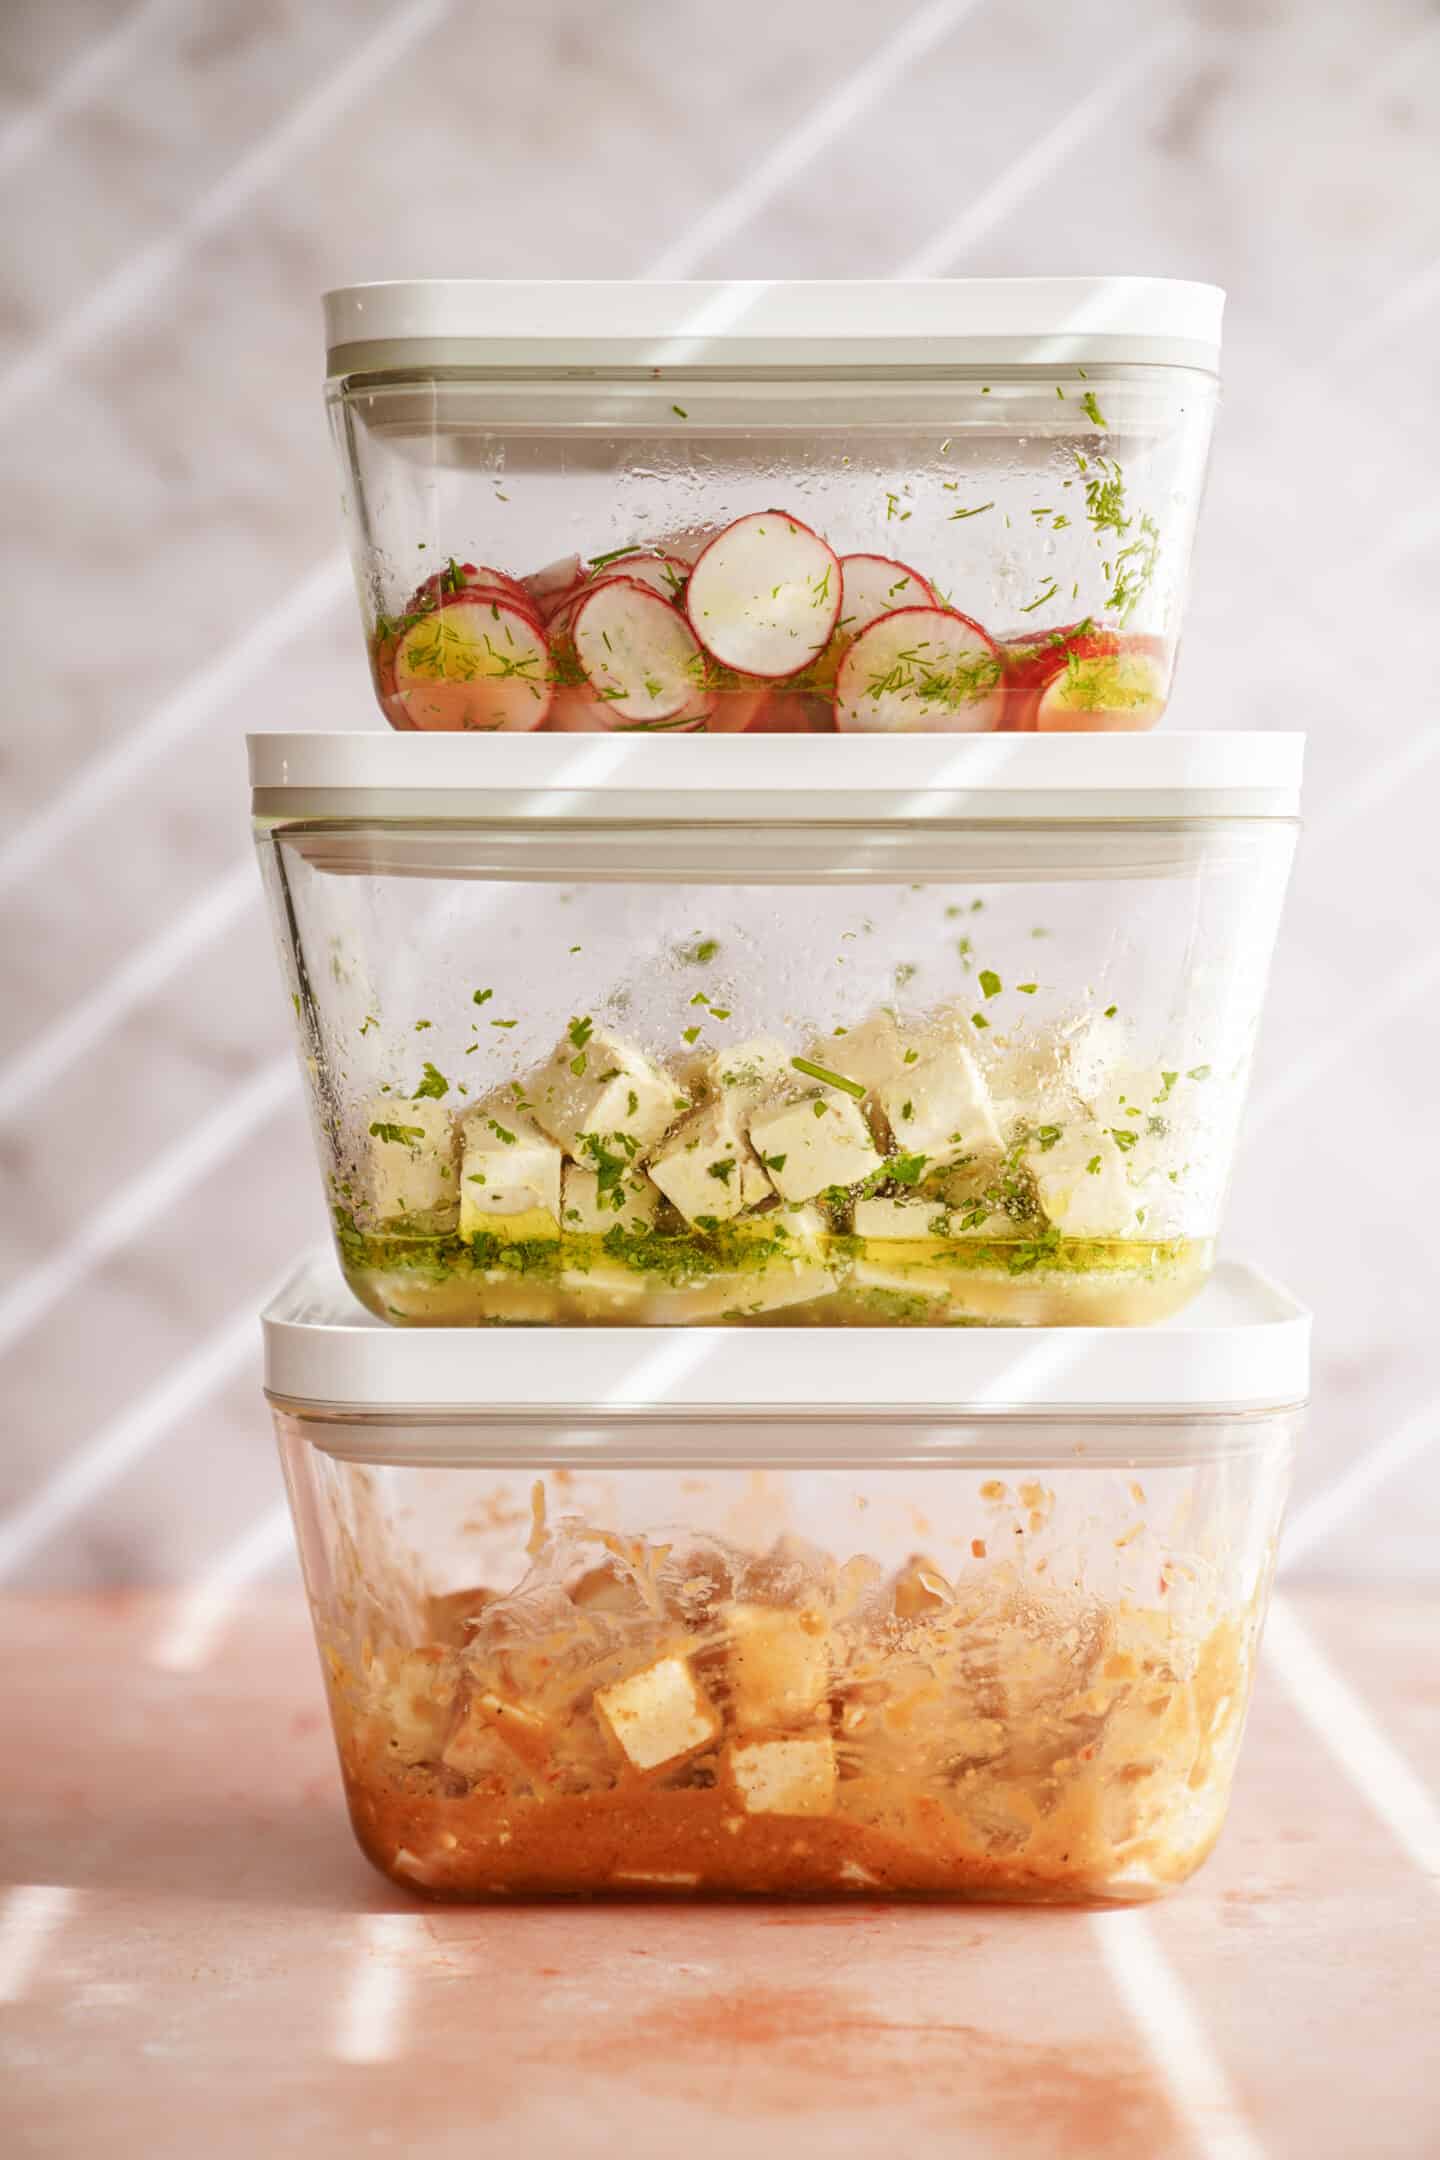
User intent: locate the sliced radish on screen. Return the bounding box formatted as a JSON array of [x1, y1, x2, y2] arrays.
[[1031, 633, 1168, 733], [369, 626, 415, 731], [587, 551, 689, 604], [685, 510, 841, 679], [571, 576, 710, 725], [835, 555, 939, 646], [834, 607, 1003, 734], [408, 561, 529, 614], [521, 554, 584, 608], [393, 595, 552, 732], [547, 684, 611, 732]]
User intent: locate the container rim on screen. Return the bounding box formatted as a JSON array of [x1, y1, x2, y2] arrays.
[[322, 277, 1225, 376], [261, 1251, 1310, 1423], [247, 732, 1305, 824]]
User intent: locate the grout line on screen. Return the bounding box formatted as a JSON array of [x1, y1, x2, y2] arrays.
[[1263, 1594, 1440, 1887], [0, 1056, 295, 1361], [0, 860, 258, 1123], [896, 29, 1184, 276], [0, 1303, 262, 1582], [0, 0, 451, 418], [1094, 1909, 1268, 2160], [0, 1885, 76, 2006], [641, 0, 984, 279], [0, 553, 350, 897], [149, 1498, 295, 1672], [332, 1914, 422, 2064], [0, 0, 182, 180]]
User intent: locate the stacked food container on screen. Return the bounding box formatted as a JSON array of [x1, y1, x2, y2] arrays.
[[251, 280, 1308, 1902]]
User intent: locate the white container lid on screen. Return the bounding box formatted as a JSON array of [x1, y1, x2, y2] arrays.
[[323, 278, 1224, 375], [249, 732, 1304, 824], [263, 1252, 1309, 1421]]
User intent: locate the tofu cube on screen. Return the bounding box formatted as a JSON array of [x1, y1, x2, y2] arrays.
[[852, 1193, 950, 1241], [530, 1031, 683, 1161], [731, 1203, 829, 1263], [560, 1161, 662, 1236], [1026, 1127, 1138, 1238], [874, 1044, 1001, 1167], [748, 1089, 884, 1203], [648, 1099, 773, 1225], [850, 1258, 952, 1306], [360, 1096, 456, 1226], [818, 1011, 913, 1092], [594, 1654, 721, 1774], [443, 1688, 552, 1778], [458, 1102, 561, 1239], [376, 1647, 455, 1764], [726, 1604, 831, 1731], [726, 1733, 837, 1817], [706, 1036, 792, 1108]]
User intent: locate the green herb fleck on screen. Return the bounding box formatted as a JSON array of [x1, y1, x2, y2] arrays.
[[790, 1055, 866, 1100], [979, 968, 1002, 1000], [473, 988, 493, 1006], [1081, 389, 1108, 429], [368, 1121, 426, 1147], [411, 1062, 449, 1101]]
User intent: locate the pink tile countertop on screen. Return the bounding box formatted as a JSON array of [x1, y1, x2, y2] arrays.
[[2, 1589, 1436, 2160]]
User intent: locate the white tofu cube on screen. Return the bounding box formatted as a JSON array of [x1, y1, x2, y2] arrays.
[[874, 1044, 1000, 1167], [726, 1605, 831, 1731], [726, 1734, 837, 1817], [648, 1099, 773, 1225], [852, 1193, 950, 1241], [731, 1203, 830, 1263], [443, 1688, 552, 1777], [1026, 1126, 1138, 1237], [817, 1010, 912, 1091], [360, 1096, 456, 1226], [458, 1102, 561, 1239], [530, 1029, 684, 1161], [560, 1161, 662, 1236], [1060, 1012, 1130, 1105], [706, 1036, 792, 1108], [748, 1090, 883, 1203], [850, 1258, 953, 1307], [375, 1647, 455, 1764], [594, 1654, 721, 1773]]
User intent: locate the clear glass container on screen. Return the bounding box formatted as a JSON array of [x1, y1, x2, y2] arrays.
[[251, 732, 1300, 1331], [324, 279, 1222, 737], [266, 1253, 1308, 1904]]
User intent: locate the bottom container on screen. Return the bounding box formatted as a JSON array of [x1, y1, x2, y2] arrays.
[[264, 1255, 1307, 1904]]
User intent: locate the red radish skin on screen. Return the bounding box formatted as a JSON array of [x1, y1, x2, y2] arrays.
[[1031, 633, 1169, 733], [584, 552, 690, 604], [392, 596, 552, 732], [407, 562, 529, 614], [834, 607, 1004, 734], [835, 554, 939, 645], [522, 554, 584, 609], [686, 510, 842, 680], [570, 576, 711, 725]]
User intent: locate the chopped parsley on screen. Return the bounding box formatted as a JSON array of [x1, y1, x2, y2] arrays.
[[368, 1121, 426, 1147], [1081, 390, 1108, 429], [790, 1055, 866, 1100], [979, 969, 1002, 1000], [411, 1062, 449, 1101], [472, 988, 493, 1006]]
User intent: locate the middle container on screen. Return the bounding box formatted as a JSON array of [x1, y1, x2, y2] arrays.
[[251, 731, 1302, 1331]]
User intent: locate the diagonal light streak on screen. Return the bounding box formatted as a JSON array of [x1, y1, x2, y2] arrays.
[[0, 1056, 295, 1359], [333, 1914, 423, 2063], [0, 859, 258, 1121], [149, 1498, 294, 1670], [0, 0, 451, 418], [642, 0, 985, 279], [1264, 1594, 1440, 1887], [1242, 942, 1440, 1144], [0, 0, 182, 180], [0, 553, 350, 897], [897, 30, 1184, 276], [1094, 1910, 1268, 2160], [0, 1301, 262, 1581], [1280, 1392, 1440, 1574], [0, 1886, 76, 2005]]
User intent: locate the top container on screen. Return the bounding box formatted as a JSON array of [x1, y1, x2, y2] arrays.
[[324, 279, 1223, 739]]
